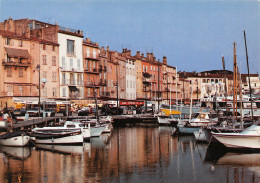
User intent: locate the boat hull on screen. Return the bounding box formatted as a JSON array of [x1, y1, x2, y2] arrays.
[[90, 126, 106, 137], [31, 134, 84, 145], [178, 127, 200, 135], [194, 129, 207, 142], [213, 133, 260, 149], [0, 135, 30, 146]]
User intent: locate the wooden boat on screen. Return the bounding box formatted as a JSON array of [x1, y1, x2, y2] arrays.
[[31, 128, 84, 145], [212, 124, 260, 149], [177, 111, 218, 135], [32, 121, 91, 140], [0, 131, 30, 147]]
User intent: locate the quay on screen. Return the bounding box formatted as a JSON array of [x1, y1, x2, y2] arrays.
[[9, 114, 159, 131], [12, 117, 61, 131], [112, 114, 158, 127]]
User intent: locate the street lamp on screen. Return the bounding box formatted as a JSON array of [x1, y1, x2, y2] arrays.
[[36, 64, 41, 117], [42, 78, 47, 117]]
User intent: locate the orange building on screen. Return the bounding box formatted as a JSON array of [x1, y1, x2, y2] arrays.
[[82, 38, 100, 99]]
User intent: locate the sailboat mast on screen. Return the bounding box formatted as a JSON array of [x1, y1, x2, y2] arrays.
[[244, 30, 254, 121], [222, 56, 228, 121], [233, 42, 238, 122]]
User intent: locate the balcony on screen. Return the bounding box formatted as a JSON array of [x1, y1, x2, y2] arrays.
[[99, 79, 107, 86], [84, 54, 100, 61], [143, 72, 152, 78], [84, 81, 100, 88], [84, 67, 99, 75], [100, 92, 110, 97], [2, 59, 31, 68]]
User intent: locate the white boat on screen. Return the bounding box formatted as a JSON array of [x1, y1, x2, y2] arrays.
[[193, 128, 207, 142], [188, 112, 218, 127], [0, 131, 30, 147], [212, 124, 260, 149], [30, 130, 84, 145], [32, 121, 91, 140], [89, 124, 107, 137], [0, 121, 8, 129], [102, 123, 113, 133]]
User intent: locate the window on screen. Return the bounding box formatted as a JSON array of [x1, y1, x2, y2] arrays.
[[77, 74, 82, 85], [77, 59, 80, 69], [43, 71, 47, 79], [19, 68, 23, 77], [85, 60, 88, 70], [87, 48, 90, 57], [6, 38, 11, 45], [7, 67, 12, 77], [70, 73, 74, 85], [67, 39, 75, 56], [70, 58, 73, 69], [52, 46, 55, 51], [62, 88, 66, 97], [93, 49, 96, 58], [42, 55, 47, 65], [18, 86, 23, 95], [52, 88, 57, 97], [62, 57, 66, 69], [62, 73, 66, 84], [42, 44, 46, 50], [52, 56, 56, 66], [52, 72, 57, 81], [19, 40, 23, 47], [7, 86, 13, 92]]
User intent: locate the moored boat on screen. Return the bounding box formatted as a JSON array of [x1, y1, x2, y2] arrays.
[[0, 131, 30, 147], [212, 123, 260, 149], [31, 128, 84, 145]]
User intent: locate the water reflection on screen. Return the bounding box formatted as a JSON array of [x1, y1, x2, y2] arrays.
[[0, 127, 260, 182]]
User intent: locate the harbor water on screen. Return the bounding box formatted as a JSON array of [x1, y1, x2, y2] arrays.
[[0, 126, 259, 183]]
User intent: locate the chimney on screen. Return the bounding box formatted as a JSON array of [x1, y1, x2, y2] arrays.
[[163, 56, 167, 65], [151, 53, 154, 60], [146, 53, 150, 61], [127, 49, 131, 57], [136, 51, 140, 58], [86, 38, 90, 42], [106, 46, 109, 51]]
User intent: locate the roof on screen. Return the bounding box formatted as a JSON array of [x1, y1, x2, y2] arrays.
[[5, 47, 30, 58]]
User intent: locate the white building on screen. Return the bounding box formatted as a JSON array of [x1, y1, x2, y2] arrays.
[[58, 27, 84, 99], [125, 58, 136, 100]]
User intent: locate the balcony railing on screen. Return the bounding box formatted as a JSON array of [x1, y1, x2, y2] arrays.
[[2, 60, 31, 67], [100, 92, 110, 97], [84, 81, 100, 88], [84, 67, 99, 74]]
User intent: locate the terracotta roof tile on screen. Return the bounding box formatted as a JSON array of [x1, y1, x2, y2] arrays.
[[5, 47, 30, 58]]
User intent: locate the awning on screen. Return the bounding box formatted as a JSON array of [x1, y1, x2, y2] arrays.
[[69, 86, 79, 91], [5, 47, 30, 58]]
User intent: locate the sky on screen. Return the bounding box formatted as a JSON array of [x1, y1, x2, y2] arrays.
[[0, 0, 259, 74]]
